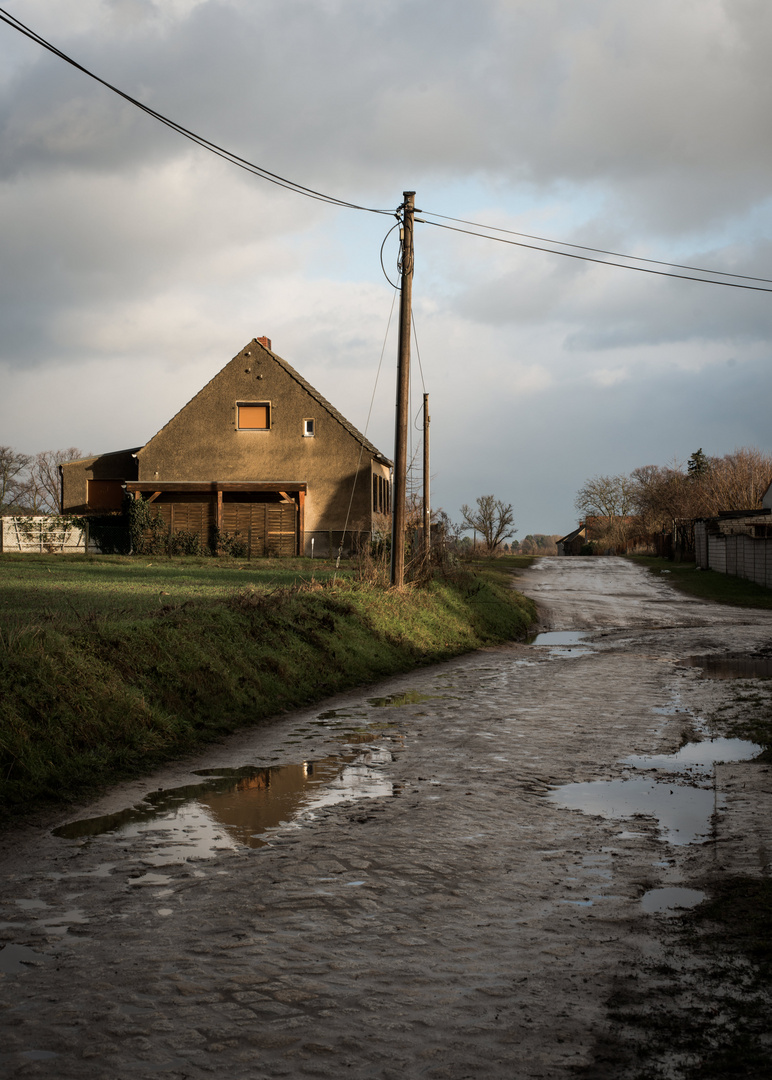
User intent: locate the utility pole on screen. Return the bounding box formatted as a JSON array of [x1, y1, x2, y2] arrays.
[[390, 191, 415, 587], [423, 392, 430, 563]]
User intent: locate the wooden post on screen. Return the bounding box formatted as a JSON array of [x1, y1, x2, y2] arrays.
[[391, 190, 416, 588], [423, 392, 430, 562]]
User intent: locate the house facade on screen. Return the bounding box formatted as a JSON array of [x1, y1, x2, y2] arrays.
[[60, 337, 392, 557]]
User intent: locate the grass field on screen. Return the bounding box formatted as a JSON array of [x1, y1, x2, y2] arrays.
[[0, 553, 347, 624], [0, 554, 536, 820], [627, 555, 772, 609]]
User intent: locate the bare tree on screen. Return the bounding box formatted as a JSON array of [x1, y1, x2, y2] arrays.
[[23, 448, 83, 514], [574, 474, 637, 520], [631, 448, 772, 528], [460, 495, 516, 555], [573, 473, 641, 551], [0, 446, 31, 513], [701, 447, 772, 513], [631, 463, 699, 530]]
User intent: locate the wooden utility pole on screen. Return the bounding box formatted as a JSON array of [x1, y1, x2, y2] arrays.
[[422, 392, 430, 562], [390, 191, 415, 587]]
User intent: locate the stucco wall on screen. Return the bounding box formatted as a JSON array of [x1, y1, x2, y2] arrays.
[[60, 449, 139, 514], [59, 342, 391, 554], [136, 341, 389, 545]]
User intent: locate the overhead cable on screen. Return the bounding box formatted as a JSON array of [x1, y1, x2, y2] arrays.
[[0, 7, 393, 216], [419, 219, 772, 293], [3, 8, 770, 290], [421, 211, 772, 285]]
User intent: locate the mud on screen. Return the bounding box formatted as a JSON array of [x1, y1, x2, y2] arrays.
[[2, 556, 772, 1078]]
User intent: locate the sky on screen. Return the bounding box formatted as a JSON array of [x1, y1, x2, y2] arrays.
[[2, 0, 772, 537]]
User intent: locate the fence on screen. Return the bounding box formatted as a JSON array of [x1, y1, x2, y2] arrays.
[[2, 516, 96, 554], [695, 520, 772, 589]]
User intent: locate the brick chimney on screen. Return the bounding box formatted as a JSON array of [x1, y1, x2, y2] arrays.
[[256, 336, 272, 351]]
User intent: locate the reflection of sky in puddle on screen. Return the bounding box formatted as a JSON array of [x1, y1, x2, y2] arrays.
[[625, 737, 761, 775], [54, 742, 398, 863], [551, 778, 720, 845], [530, 631, 593, 657], [531, 631, 590, 646], [0, 942, 47, 974], [641, 887, 706, 914], [550, 736, 761, 845]]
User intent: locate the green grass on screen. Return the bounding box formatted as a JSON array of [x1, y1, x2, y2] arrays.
[[0, 555, 535, 821], [0, 553, 347, 623], [627, 555, 772, 609]]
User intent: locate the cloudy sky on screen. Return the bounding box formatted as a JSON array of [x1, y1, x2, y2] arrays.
[[2, 0, 772, 536]]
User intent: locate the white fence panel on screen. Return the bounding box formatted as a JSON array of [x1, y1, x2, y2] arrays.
[[0, 516, 93, 554]]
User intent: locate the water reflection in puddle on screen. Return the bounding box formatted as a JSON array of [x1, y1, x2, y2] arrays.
[[551, 778, 720, 845], [550, 735, 761, 845], [0, 943, 46, 975], [530, 631, 593, 657], [54, 740, 400, 863], [531, 631, 590, 646], [641, 887, 706, 914], [625, 737, 761, 775], [682, 652, 772, 680]]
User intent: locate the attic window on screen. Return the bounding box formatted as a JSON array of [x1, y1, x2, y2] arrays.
[[303, 418, 315, 437], [238, 402, 270, 430]]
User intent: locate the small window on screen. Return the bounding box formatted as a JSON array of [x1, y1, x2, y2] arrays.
[[303, 418, 315, 437], [238, 402, 270, 430]]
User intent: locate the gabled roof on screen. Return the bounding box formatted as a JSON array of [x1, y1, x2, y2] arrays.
[[557, 525, 585, 545], [61, 448, 143, 468], [137, 338, 392, 466], [265, 341, 391, 465]]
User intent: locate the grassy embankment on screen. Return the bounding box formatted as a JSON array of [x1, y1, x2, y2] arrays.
[[0, 554, 536, 820], [628, 554, 772, 609]]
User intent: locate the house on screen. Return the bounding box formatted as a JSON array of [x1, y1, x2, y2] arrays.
[[60, 337, 393, 557], [556, 524, 587, 556]]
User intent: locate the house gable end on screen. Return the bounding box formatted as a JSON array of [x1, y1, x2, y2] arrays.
[[135, 339, 390, 483]]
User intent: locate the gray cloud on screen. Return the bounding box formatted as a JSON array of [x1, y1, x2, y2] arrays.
[[2, 0, 772, 531]]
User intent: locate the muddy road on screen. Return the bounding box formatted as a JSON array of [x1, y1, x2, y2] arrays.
[[2, 557, 772, 1078]]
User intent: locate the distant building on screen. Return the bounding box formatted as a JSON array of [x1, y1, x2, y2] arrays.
[[556, 524, 587, 556]]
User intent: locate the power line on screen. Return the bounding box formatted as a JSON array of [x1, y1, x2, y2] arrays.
[[0, 7, 393, 216], [3, 8, 771, 293], [419, 218, 772, 294], [420, 210, 772, 285]]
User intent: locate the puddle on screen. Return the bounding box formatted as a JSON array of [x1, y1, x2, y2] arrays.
[[0, 943, 46, 974], [53, 741, 399, 863], [0, 1050, 59, 1064], [529, 631, 594, 657], [367, 691, 442, 707], [681, 653, 772, 680], [530, 631, 590, 646], [641, 887, 706, 914], [550, 778, 720, 844], [625, 737, 762, 775], [550, 735, 761, 846]]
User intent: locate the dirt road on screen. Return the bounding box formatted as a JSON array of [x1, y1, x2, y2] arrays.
[[2, 557, 772, 1078]]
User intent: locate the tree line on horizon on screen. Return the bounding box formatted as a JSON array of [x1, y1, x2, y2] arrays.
[[574, 446, 772, 551]]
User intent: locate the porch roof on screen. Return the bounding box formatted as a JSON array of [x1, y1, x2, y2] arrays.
[[124, 481, 308, 494]]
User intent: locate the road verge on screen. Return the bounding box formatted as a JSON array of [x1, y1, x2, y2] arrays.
[[0, 567, 535, 819]]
